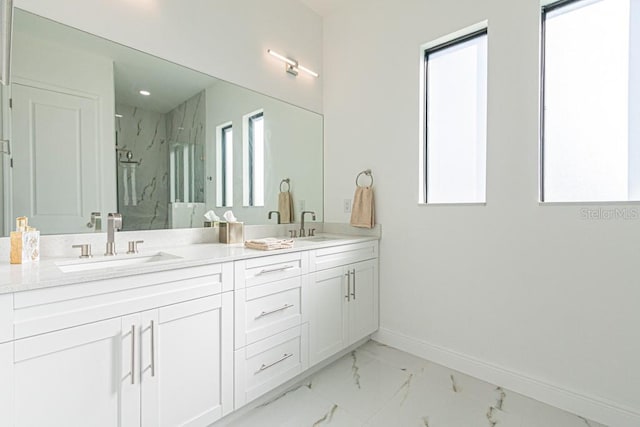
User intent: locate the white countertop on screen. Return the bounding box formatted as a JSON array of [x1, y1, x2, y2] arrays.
[[0, 234, 378, 295]]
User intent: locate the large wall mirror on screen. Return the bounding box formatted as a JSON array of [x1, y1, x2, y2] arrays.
[[0, 8, 323, 236]]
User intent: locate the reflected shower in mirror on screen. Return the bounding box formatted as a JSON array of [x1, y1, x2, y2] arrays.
[[1, 8, 323, 236]]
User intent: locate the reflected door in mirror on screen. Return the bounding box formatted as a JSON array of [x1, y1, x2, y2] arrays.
[[11, 83, 101, 233]]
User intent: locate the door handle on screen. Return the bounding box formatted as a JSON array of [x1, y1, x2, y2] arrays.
[[345, 271, 351, 301], [150, 320, 156, 377], [350, 269, 356, 300], [130, 325, 136, 385]]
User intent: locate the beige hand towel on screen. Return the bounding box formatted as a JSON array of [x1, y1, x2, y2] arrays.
[[278, 191, 294, 224], [350, 186, 375, 228]]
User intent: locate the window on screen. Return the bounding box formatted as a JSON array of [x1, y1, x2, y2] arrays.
[[216, 123, 233, 207], [243, 110, 264, 207], [541, 0, 640, 202], [169, 142, 195, 203], [422, 29, 488, 204]]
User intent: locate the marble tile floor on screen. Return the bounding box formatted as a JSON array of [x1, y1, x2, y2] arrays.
[[221, 340, 607, 427]]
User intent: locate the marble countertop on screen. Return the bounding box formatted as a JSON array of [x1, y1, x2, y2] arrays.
[[0, 234, 378, 295]]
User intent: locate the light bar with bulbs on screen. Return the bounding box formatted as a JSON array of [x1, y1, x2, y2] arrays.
[[267, 49, 319, 78]]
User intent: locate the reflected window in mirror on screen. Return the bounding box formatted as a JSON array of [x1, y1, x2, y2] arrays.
[[216, 123, 233, 207], [170, 142, 195, 203], [244, 110, 265, 207]]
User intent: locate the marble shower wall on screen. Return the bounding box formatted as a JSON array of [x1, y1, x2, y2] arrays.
[[116, 104, 169, 231], [166, 90, 206, 203]]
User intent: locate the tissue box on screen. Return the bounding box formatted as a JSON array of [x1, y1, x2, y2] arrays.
[[219, 222, 244, 244], [10, 230, 40, 264]]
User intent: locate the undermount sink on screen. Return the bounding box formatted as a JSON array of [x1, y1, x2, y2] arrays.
[[302, 236, 344, 242], [56, 252, 182, 273]]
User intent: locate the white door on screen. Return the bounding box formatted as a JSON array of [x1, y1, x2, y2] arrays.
[[348, 259, 379, 345], [11, 83, 101, 234], [309, 266, 349, 366], [141, 293, 233, 427], [13, 317, 136, 427]]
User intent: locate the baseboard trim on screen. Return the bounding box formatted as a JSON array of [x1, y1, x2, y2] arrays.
[[373, 328, 640, 427]]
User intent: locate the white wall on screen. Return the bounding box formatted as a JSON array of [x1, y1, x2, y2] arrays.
[[322, 0, 640, 425], [14, 0, 323, 113]]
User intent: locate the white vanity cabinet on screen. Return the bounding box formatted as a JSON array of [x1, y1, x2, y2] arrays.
[[309, 241, 379, 366], [6, 263, 234, 427], [233, 252, 310, 408]]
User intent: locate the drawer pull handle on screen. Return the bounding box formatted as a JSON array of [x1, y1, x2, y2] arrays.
[[255, 353, 294, 374], [258, 265, 294, 275], [255, 304, 294, 319]]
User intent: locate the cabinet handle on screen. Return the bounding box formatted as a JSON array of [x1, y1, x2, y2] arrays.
[[130, 325, 136, 385], [351, 269, 356, 300], [255, 353, 294, 374], [345, 272, 351, 301], [255, 304, 294, 319], [257, 264, 294, 275], [150, 320, 156, 377]]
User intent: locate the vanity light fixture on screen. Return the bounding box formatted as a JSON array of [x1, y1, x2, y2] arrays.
[[267, 49, 319, 78], [139, 90, 151, 96], [115, 114, 123, 118]]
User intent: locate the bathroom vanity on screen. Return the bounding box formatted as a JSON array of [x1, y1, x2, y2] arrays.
[[0, 235, 379, 426]]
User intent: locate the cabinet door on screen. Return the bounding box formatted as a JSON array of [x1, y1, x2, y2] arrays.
[[141, 293, 233, 427], [0, 341, 13, 427], [309, 266, 349, 366], [348, 259, 379, 345], [13, 317, 137, 427]]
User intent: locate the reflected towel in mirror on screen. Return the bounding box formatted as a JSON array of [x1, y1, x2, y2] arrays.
[[279, 191, 294, 224]]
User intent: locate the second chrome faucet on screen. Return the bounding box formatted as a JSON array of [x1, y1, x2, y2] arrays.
[[299, 211, 316, 237]]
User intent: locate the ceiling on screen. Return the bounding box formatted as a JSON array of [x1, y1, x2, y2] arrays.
[[298, 0, 347, 17], [14, 9, 217, 115]]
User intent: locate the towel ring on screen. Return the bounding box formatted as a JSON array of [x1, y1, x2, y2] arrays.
[[356, 169, 373, 187], [280, 178, 290, 192]]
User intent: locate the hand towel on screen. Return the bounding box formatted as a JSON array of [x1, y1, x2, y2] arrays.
[[245, 238, 295, 251], [130, 164, 137, 206], [278, 191, 294, 224], [350, 186, 375, 228], [123, 167, 130, 206]]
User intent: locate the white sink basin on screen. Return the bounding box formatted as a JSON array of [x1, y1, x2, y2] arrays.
[[301, 236, 344, 242], [56, 252, 182, 273]]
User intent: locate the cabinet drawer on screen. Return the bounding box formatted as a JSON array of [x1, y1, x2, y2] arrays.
[[13, 263, 233, 339], [310, 241, 378, 272], [0, 294, 12, 343], [234, 324, 308, 408], [235, 252, 307, 289], [235, 277, 307, 348]]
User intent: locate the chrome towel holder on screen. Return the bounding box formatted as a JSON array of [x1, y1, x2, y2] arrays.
[[280, 178, 290, 192], [356, 169, 373, 187]]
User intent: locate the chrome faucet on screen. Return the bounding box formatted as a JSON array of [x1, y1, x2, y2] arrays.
[[268, 211, 281, 224], [105, 213, 122, 256], [87, 212, 102, 232], [299, 211, 316, 237]]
